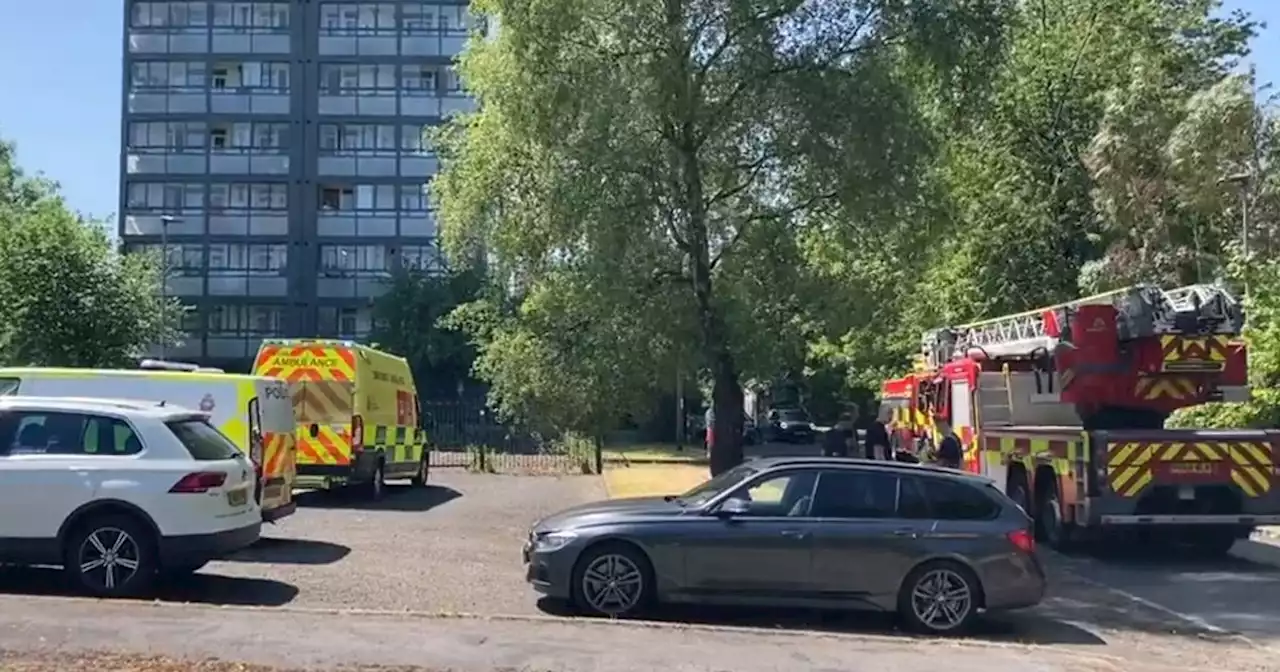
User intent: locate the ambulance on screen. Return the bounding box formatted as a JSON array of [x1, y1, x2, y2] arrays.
[[253, 339, 427, 499], [0, 364, 299, 522]]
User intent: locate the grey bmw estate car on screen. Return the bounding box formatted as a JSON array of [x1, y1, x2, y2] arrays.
[[523, 457, 1045, 634]]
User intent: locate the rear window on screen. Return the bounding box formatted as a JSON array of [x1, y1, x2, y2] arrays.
[[167, 419, 242, 461]]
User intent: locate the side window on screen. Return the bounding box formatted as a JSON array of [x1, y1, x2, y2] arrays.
[[726, 470, 817, 517], [808, 470, 899, 519], [0, 412, 141, 456], [897, 477, 933, 519], [918, 477, 1001, 521]]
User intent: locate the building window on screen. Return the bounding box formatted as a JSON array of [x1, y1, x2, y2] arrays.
[[207, 244, 289, 276], [320, 3, 397, 33], [208, 183, 288, 211], [317, 184, 398, 212], [319, 245, 390, 276], [211, 2, 289, 30], [400, 125, 434, 155], [319, 63, 397, 95], [443, 65, 464, 94], [125, 183, 205, 211], [131, 61, 207, 90], [131, 1, 209, 28], [208, 305, 286, 336], [399, 65, 438, 94], [398, 184, 428, 211], [318, 123, 397, 153], [399, 244, 444, 274], [125, 243, 205, 276], [209, 122, 290, 151], [318, 306, 369, 338], [128, 122, 207, 150], [209, 62, 290, 91]]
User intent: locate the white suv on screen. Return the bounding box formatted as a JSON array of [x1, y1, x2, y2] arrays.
[[0, 397, 261, 597]]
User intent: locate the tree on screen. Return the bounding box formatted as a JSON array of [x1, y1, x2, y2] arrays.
[[0, 140, 180, 367], [433, 0, 1010, 474], [369, 266, 484, 397]]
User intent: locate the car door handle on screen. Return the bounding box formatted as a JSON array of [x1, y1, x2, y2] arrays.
[[892, 528, 918, 538], [780, 530, 810, 540]]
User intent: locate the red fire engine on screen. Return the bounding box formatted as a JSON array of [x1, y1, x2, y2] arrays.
[[880, 284, 1280, 555]]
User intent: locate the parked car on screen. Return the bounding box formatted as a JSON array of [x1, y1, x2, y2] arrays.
[[523, 457, 1044, 634], [767, 408, 816, 443], [0, 397, 262, 597]]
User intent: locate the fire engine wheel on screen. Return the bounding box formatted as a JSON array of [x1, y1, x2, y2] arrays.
[[1037, 489, 1072, 551]]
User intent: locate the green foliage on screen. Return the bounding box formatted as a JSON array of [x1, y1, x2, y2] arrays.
[[433, 0, 1012, 473], [0, 140, 181, 367], [369, 265, 483, 396]]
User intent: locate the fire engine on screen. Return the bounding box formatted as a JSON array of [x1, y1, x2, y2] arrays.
[[880, 284, 1280, 555]]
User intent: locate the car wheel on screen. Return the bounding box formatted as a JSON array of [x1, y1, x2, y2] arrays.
[[64, 514, 156, 598], [898, 560, 982, 635], [571, 543, 654, 618], [410, 451, 430, 487], [366, 460, 386, 500]]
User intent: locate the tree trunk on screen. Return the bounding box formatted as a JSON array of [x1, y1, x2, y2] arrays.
[[709, 349, 745, 476]]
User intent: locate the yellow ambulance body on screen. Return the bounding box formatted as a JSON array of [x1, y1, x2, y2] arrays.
[[253, 339, 427, 498]]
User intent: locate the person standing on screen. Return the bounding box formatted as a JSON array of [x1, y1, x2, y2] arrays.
[[822, 413, 855, 457], [934, 420, 963, 469], [864, 414, 891, 461]]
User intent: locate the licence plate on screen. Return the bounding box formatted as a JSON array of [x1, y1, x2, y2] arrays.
[[1178, 486, 1196, 501], [227, 489, 248, 507]]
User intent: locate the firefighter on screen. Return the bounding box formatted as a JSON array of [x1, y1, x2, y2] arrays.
[[864, 406, 891, 460]]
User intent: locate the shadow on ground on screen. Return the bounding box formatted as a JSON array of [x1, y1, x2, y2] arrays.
[[0, 566, 298, 607], [294, 484, 463, 512], [534, 598, 1105, 646], [228, 536, 351, 565]]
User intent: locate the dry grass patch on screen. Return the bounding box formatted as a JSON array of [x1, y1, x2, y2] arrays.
[[603, 463, 708, 498]]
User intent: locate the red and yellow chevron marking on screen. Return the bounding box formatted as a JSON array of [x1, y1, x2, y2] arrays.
[[1160, 335, 1229, 372], [295, 426, 352, 466], [1106, 441, 1273, 497], [262, 431, 292, 478], [983, 434, 1077, 475], [1134, 376, 1198, 401]]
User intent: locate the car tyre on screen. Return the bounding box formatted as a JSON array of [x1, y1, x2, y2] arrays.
[[570, 542, 654, 618], [410, 450, 430, 487], [64, 514, 156, 598], [897, 560, 982, 635]]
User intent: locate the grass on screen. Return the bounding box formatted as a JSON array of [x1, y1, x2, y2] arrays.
[[603, 463, 709, 498], [601, 442, 706, 463]]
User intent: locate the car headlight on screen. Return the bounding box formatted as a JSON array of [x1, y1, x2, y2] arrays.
[[532, 530, 578, 553]]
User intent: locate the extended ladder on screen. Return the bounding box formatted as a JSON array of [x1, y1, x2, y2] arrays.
[[920, 284, 1245, 366]]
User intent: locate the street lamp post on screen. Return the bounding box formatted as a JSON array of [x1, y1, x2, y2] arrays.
[[158, 215, 181, 359]]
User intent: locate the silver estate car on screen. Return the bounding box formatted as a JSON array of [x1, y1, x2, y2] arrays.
[[523, 457, 1045, 634]]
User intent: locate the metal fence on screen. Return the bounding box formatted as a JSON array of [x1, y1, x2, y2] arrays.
[[422, 400, 595, 474]]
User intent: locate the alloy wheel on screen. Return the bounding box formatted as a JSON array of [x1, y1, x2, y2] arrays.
[[910, 568, 972, 632], [78, 527, 142, 592], [580, 553, 644, 615]]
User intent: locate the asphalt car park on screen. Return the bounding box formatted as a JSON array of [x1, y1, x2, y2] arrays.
[[0, 470, 1278, 664]]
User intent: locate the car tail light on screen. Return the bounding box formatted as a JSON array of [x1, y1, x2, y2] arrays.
[[351, 414, 365, 454], [170, 471, 227, 494], [1007, 528, 1035, 554]]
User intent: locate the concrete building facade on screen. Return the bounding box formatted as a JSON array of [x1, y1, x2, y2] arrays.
[[120, 0, 474, 368]]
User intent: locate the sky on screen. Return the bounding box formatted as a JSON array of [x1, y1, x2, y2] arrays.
[[0, 1, 1275, 221]]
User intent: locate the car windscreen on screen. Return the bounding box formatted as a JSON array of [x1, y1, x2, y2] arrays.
[[167, 418, 242, 461], [678, 463, 758, 506]]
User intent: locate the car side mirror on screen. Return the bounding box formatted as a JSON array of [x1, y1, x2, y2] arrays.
[[716, 497, 750, 518]]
